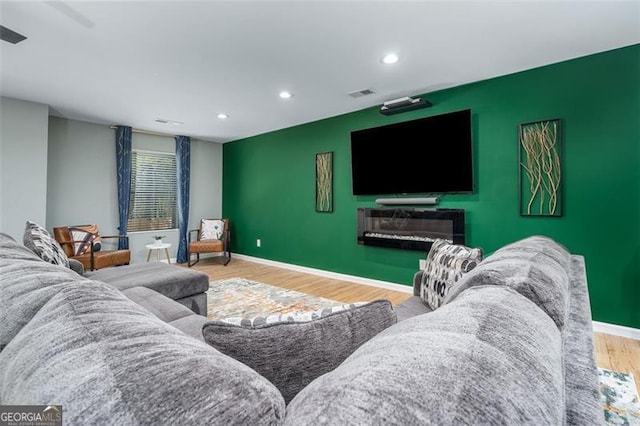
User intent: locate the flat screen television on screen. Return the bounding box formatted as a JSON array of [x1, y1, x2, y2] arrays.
[[350, 109, 473, 195]]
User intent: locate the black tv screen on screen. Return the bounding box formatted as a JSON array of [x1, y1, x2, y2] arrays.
[[350, 109, 473, 195]]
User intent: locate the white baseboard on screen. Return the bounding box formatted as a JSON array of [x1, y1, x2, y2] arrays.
[[140, 258, 175, 264], [592, 321, 640, 340], [231, 253, 413, 294], [162, 252, 222, 264]]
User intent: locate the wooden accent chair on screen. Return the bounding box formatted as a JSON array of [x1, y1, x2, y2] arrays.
[[188, 218, 230, 267], [53, 225, 130, 271]]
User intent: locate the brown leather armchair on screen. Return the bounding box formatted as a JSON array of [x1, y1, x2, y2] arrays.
[[188, 218, 230, 267], [53, 225, 130, 271]]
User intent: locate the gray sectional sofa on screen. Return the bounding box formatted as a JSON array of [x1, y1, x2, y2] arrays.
[[85, 261, 210, 315], [0, 232, 602, 425]]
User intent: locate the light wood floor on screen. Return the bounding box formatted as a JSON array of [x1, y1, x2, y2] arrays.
[[595, 332, 640, 393], [192, 257, 640, 393]]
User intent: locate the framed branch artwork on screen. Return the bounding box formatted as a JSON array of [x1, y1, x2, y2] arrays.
[[315, 151, 333, 212], [518, 118, 562, 217]]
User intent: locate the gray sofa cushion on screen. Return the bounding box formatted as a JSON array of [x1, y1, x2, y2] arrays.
[[393, 295, 432, 322], [0, 233, 43, 262], [86, 262, 209, 301], [444, 235, 570, 329], [0, 280, 285, 425], [169, 314, 209, 342], [174, 292, 207, 316], [285, 286, 564, 425], [121, 286, 195, 323], [0, 233, 16, 242], [564, 256, 604, 425], [203, 300, 397, 404], [0, 250, 91, 351]]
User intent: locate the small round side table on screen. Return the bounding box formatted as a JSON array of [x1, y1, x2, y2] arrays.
[[145, 243, 172, 263]]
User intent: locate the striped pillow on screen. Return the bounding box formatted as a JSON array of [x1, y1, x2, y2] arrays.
[[23, 221, 70, 268], [69, 225, 102, 256]]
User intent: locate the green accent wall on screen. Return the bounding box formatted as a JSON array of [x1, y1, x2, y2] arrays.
[[224, 45, 640, 329]]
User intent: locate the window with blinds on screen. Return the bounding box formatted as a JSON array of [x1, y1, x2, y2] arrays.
[[127, 150, 177, 232]]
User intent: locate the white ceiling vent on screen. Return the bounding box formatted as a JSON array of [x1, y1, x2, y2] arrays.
[[0, 26, 27, 44], [348, 88, 375, 98], [154, 118, 183, 126]]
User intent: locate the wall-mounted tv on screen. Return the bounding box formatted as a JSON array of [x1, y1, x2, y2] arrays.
[[350, 109, 473, 195]]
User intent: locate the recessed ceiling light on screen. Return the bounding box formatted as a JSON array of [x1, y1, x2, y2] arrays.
[[381, 53, 399, 64], [217, 113, 229, 119], [279, 91, 293, 99]]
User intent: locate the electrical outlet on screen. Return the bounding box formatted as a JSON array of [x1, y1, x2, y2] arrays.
[[256, 239, 261, 248]]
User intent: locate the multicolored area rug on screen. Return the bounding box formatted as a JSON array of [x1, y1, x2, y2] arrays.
[[206, 277, 342, 321], [600, 368, 640, 425]]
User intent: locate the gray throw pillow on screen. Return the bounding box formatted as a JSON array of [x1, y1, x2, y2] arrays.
[[420, 239, 482, 309], [202, 300, 397, 403], [23, 220, 69, 268], [443, 235, 570, 329]]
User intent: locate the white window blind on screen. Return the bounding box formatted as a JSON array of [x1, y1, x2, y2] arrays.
[[127, 150, 177, 232]]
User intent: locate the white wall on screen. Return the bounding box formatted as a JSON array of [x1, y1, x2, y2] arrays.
[[46, 117, 119, 233], [0, 101, 3, 230], [189, 136, 223, 229], [0, 97, 49, 240], [47, 116, 223, 264]]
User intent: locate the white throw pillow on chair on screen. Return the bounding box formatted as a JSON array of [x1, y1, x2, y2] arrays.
[[201, 219, 225, 240]]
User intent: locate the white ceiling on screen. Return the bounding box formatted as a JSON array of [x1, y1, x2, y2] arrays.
[[1, 1, 638, 143]]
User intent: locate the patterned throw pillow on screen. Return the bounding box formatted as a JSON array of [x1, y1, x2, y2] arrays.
[[69, 225, 102, 256], [201, 219, 224, 240], [23, 221, 70, 268], [420, 239, 482, 310], [202, 300, 397, 403], [219, 302, 367, 327]]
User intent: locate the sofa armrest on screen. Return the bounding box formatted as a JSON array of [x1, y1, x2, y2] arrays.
[[68, 258, 85, 275], [413, 270, 424, 297]]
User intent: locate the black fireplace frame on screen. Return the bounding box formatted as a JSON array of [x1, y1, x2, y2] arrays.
[[357, 208, 465, 252]]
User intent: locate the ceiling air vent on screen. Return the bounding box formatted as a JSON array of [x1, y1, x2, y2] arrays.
[[0, 26, 27, 44], [154, 118, 183, 126], [348, 88, 375, 98]]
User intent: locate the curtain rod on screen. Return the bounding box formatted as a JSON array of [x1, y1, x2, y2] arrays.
[[109, 125, 176, 138]]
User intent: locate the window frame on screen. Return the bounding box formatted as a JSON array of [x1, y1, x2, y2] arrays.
[[127, 148, 178, 233]]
